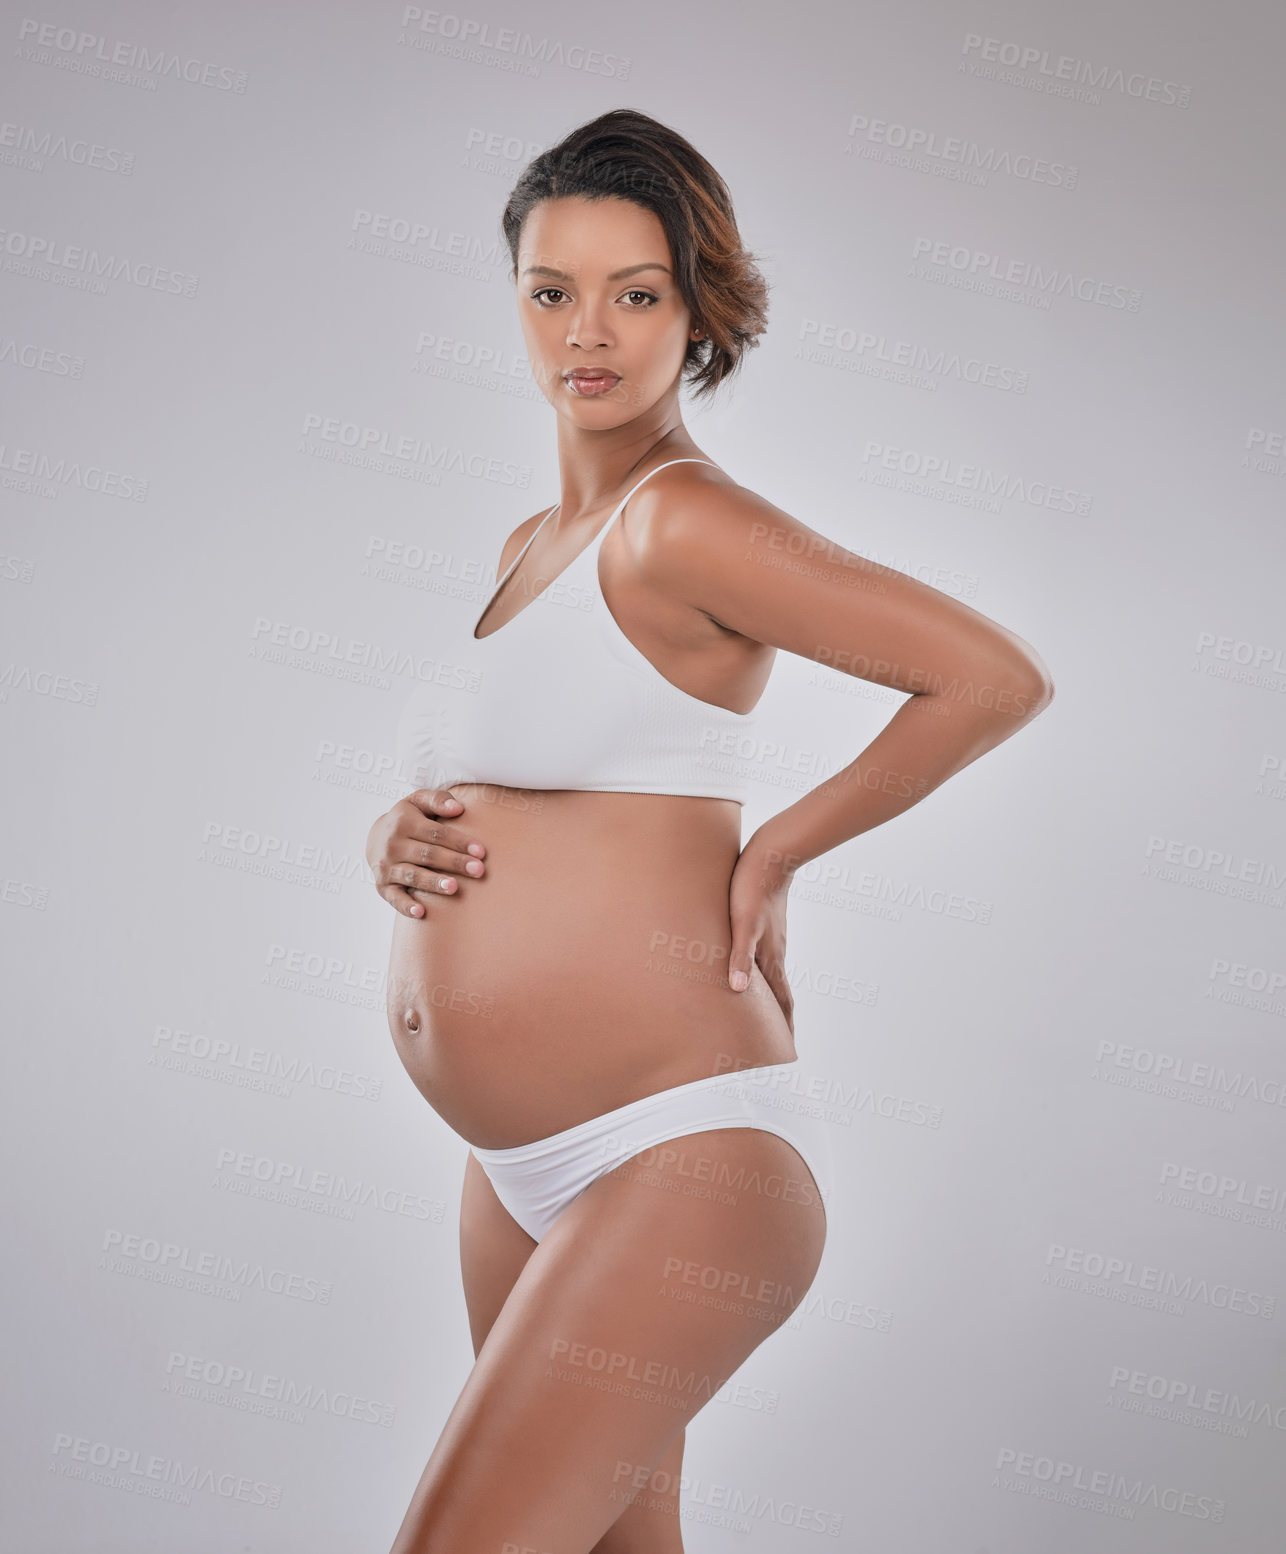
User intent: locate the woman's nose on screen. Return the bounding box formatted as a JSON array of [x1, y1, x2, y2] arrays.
[[565, 306, 612, 350]]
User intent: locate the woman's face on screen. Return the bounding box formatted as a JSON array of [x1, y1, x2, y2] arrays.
[[515, 195, 693, 420]]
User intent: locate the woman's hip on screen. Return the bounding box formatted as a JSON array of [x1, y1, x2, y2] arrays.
[[470, 1057, 835, 1244]]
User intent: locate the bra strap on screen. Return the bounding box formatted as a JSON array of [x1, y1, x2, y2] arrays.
[[615, 457, 718, 512]]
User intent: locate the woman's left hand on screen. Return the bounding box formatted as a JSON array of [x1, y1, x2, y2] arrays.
[[727, 836, 799, 1034]]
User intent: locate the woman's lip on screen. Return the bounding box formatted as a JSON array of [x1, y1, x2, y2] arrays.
[[565, 370, 620, 381], [565, 373, 621, 398]]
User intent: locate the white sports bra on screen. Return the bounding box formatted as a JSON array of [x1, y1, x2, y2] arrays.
[[394, 458, 758, 804]]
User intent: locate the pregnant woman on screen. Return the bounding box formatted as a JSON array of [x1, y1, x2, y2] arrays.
[[366, 109, 1054, 1554]]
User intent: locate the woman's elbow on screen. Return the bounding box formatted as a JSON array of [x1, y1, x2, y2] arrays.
[[1013, 653, 1055, 715]]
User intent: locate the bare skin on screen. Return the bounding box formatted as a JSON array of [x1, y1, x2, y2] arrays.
[[368, 194, 1054, 1552]]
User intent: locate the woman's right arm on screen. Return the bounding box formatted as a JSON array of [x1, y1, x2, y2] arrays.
[[365, 789, 487, 918], [369, 510, 547, 917]]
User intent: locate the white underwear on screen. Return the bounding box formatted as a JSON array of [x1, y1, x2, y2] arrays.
[[469, 1059, 834, 1243]]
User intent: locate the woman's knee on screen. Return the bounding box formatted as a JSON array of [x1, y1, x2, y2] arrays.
[[590, 1429, 686, 1554]]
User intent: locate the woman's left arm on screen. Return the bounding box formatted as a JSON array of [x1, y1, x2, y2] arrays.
[[634, 478, 1056, 1008]]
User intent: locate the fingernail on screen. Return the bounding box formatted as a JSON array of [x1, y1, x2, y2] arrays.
[[730, 970, 748, 991], [467, 843, 484, 856]]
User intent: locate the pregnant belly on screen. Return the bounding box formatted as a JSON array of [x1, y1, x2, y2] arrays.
[[384, 783, 797, 1147]]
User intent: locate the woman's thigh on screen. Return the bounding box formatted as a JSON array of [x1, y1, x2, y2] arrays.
[[459, 1148, 537, 1357], [458, 1152, 687, 1554], [391, 1127, 826, 1554]]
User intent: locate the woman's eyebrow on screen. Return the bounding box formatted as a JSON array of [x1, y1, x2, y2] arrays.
[[522, 262, 673, 281]]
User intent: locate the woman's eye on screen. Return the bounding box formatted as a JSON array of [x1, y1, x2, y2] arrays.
[[530, 288, 659, 308]]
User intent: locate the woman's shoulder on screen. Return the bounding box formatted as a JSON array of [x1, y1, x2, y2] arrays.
[[493, 503, 555, 576], [623, 458, 766, 542]]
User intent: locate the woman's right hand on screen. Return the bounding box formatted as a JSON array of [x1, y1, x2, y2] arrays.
[[366, 788, 487, 918]]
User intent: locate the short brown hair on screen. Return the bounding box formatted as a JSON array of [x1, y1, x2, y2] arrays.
[[501, 109, 769, 400]]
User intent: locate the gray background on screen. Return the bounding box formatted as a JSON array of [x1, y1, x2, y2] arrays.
[[3, 1, 1284, 1549]]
